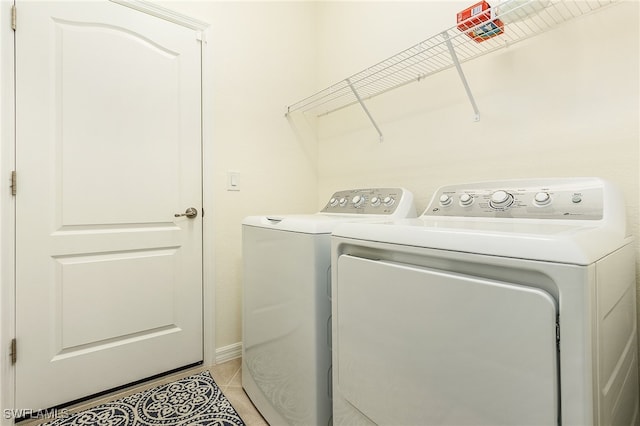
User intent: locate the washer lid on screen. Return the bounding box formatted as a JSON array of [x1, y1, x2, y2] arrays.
[[331, 218, 631, 265], [242, 214, 406, 235]]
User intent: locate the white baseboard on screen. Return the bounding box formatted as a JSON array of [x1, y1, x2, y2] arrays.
[[215, 342, 242, 364]]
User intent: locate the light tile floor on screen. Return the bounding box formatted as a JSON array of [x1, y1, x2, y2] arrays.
[[209, 358, 269, 426], [19, 358, 268, 426]]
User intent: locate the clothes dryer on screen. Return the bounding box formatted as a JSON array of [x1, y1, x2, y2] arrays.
[[242, 188, 416, 426], [331, 178, 638, 426]]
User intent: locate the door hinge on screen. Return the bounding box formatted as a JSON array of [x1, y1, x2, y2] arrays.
[[10, 338, 16, 365], [11, 5, 16, 31], [10, 170, 16, 196]]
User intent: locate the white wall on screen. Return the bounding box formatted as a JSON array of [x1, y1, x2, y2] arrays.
[[314, 0, 640, 353], [315, 1, 638, 209], [159, 1, 319, 353]]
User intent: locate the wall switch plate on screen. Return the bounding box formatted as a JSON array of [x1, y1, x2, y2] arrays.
[[227, 171, 240, 191]]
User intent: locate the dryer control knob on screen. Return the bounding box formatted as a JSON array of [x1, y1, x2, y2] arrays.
[[534, 192, 551, 206], [383, 196, 395, 207], [329, 197, 339, 207], [490, 190, 514, 209], [370, 196, 381, 207], [459, 193, 473, 206], [339, 197, 348, 207], [352, 195, 365, 208], [439, 194, 453, 207]]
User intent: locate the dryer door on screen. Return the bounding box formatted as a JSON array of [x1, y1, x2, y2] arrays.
[[335, 255, 559, 426]]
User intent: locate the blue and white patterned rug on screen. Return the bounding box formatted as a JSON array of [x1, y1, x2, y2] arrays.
[[41, 371, 246, 426]]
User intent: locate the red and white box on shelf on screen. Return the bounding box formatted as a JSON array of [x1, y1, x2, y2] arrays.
[[456, 1, 504, 43]]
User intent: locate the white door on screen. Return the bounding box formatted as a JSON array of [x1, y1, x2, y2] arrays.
[[15, 1, 203, 410]]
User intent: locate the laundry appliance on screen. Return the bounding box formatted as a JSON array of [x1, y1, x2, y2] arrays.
[[242, 188, 416, 426], [330, 178, 638, 426]]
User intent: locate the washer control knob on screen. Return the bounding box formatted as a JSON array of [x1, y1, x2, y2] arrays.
[[352, 195, 365, 208], [459, 193, 473, 206], [339, 197, 348, 207], [439, 194, 453, 207], [329, 197, 339, 207], [534, 192, 551, 206], [489, 190, 514, 209], [572, 194, 582, 204], [370, 196, 381, 207], [383, 196, 395, 207]]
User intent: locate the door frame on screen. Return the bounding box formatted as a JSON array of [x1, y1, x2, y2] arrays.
[[0, 1, 214, 423]]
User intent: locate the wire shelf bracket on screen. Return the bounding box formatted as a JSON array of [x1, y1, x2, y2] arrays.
[[347, 78, 384, 143], [443, 31, 480, 122]]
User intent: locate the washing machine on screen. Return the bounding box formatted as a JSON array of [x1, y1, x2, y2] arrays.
[[242, 188, 416, 426], [330, 178, 639, 426]]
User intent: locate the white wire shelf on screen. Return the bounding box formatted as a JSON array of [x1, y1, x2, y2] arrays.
[[286, 0, 618, 122]]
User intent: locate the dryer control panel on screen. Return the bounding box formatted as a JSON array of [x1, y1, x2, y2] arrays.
[[321, 188, 413, 216], [424, 178, 606, 220]]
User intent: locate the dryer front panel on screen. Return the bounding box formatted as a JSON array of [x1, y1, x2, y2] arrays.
[[335, 254, 559, 426]]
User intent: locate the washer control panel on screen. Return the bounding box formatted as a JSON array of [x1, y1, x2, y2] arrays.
[[424, 179, 604, 220], [321, 188, 408, 215]]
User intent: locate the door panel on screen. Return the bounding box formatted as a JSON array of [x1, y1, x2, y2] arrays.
[[335, 254, 558, 426], [56, 17, 181, 226], [56, 249, 177, 349], [15, 1, 203, 410]]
